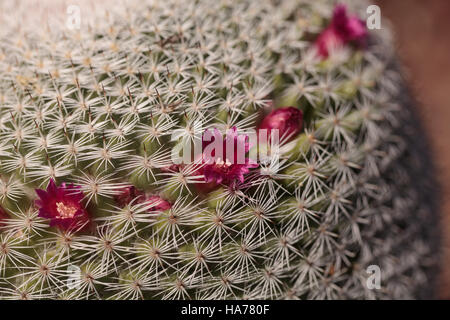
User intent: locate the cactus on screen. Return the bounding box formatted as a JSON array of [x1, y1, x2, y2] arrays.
[[0, 0, 439, 299]]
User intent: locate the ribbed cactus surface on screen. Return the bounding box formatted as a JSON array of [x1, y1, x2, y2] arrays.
[[0, 0, 438, 299]]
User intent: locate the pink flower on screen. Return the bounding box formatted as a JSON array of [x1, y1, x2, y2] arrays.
[[258, 107, 303, 142], [145, 195, 172, 212], [0, 206, 9, 228], [199, 127, 258, 186], [315, 4, 368, 58], [114, 186, 145, 207], [35, 179, 90, 231]]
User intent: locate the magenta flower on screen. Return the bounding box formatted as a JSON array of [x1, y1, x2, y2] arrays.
[[258, 107, 303, 142], [199, 127, 258, 186], [35, 179, 90, 231], [315, 4, 368, 58]]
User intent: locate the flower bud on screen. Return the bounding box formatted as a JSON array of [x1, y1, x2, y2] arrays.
[[145, 195, 172, 212], [114, 185, 145, 207], [315, 4, 368, 58], [0, 206, 9, 227], [114, 186, 171, 212], [258, 107, 303, 142]]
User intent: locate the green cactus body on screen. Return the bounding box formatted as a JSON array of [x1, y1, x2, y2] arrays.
[[0, 0, 438, 299]]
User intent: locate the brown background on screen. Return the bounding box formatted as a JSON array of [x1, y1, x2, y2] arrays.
[[377, 0, 450, 298]]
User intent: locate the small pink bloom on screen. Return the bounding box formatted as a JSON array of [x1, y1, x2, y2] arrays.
[[199, 127, 258, 187], [315, 4, 368, 58], [114, 186, 145, 207], [35, 179, 90, 231], [145, 195, 172, 212], [258, 107, 303, 142]]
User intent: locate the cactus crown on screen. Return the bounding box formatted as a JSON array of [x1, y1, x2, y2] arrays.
[[0, 0, 437, 299]]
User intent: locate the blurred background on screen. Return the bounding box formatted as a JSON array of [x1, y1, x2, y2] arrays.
[[377, 0, 450, 298]]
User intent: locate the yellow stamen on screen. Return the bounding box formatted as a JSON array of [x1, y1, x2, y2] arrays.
[[56, 202, 77, 219]]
